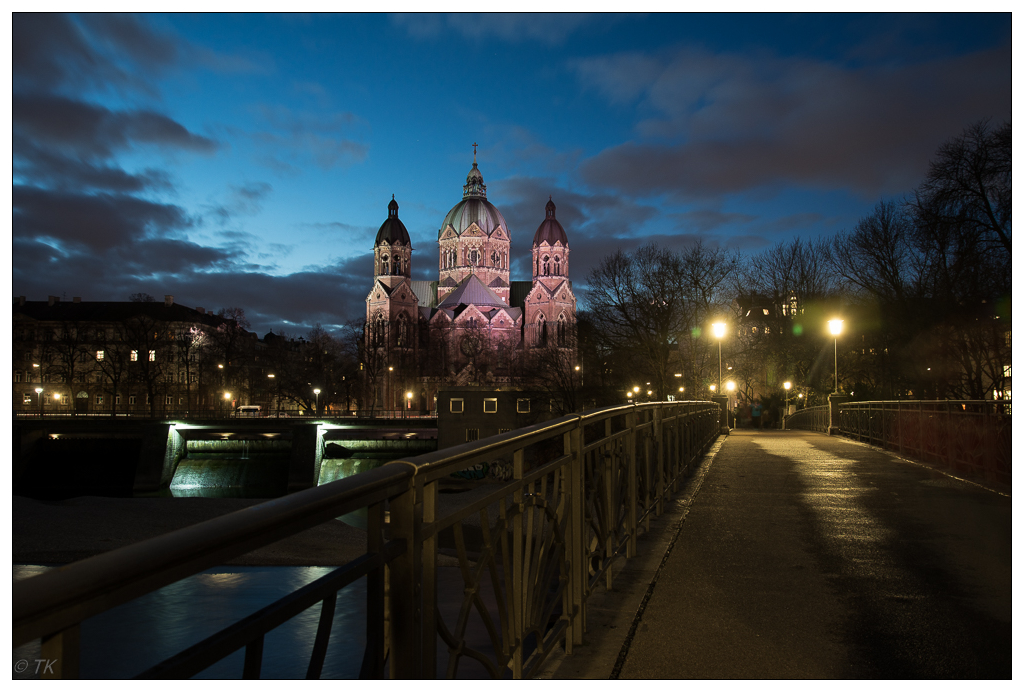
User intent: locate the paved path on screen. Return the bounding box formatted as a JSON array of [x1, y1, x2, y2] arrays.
[[556, 430, 1012, 679]]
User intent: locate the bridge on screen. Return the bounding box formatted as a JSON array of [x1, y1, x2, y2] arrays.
[[12, 401, 1011, 678]]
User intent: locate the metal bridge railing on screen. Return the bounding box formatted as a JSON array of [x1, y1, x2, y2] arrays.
[[838, 400, 1011, 487], [783, 405, 829, 433], [13, 400, 720, 679]]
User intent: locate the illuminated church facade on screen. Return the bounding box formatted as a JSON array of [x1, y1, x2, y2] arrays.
[[364, 148, 576, 408]]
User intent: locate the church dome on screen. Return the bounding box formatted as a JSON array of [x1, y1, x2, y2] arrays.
[[375, 196, 410, 246], [438, 151, 509, 240], [533, 197, 568, 246]]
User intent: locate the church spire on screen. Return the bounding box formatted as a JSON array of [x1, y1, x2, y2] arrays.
[[463, 143, 487, 199]]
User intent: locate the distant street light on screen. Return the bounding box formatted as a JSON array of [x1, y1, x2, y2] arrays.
[[35, 387, 43, 417], [712, 322, 726, 392], [223, 391, 231, 418], [314, 388, 321, 416], [828, 319, 844, 393], [709, 383, 716, 393]]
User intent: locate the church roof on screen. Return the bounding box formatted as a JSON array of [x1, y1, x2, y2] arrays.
[[410, 280, 438, 308], [375, 196, 411, 246], [438, 274, 508, 309], [533, 197, 568, 247]]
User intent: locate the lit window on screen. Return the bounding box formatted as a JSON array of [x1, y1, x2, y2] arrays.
[[517, 398, 531, 413], [131, 350, 138, 361], [1004, 365, 1012, 378], [466, 428, 480, 442], [23, 393, 31, 404], [96, 350, 105, 361], [95, 395, 103, 405], [149, 350, 156, 361], [484, 398, 497, 413], [61, 395, 68, 405], [450, 398, 464, 414]]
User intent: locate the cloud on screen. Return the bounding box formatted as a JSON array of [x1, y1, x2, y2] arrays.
[[13, 186, 192, 251], [249, 104, 368, 171], [13, 13, 179, 95], [391, 12, 605, 45], [13, 93, 218, 159], [671, 209, 757, 233], [574, 44, 1011, 200]]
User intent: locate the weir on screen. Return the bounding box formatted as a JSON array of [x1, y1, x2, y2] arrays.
[[12, 418, 438, 500]]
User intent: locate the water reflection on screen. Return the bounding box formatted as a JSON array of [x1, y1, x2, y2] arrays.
[[13, 565, 366, 679]]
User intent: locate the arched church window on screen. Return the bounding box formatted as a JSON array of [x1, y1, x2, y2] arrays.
[[374, 313, 387, 346], [491, 250, 499, 266], [537, 315, 547, 347], [381, 255, 390, 276], [397, 314, 408, 346], [542, 255, 550, 275], [557, 313, 567, 346], [554, 256, 561, 275]]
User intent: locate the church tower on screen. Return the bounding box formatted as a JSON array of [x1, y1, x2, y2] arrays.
[[525, 197, 576, 348], [366, 196, 418, 356], [437, 145, 511, 304]]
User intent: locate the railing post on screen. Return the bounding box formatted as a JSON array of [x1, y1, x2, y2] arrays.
[[625, 410, 637, 560], [511, 447, 526, 678], [565, 421, 584, 649], [420, 478, 437, 679], [653, 406, 665, 517], [41, 624, 80, 679], [388, 482, 420, 678]]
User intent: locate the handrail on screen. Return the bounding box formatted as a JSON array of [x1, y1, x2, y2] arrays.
[[14, 463, 415, 645], [13, 400, 722, 679], [837, 399, 1010, 487]]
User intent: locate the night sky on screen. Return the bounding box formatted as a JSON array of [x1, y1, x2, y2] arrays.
[[11, 13, 1011, 336]]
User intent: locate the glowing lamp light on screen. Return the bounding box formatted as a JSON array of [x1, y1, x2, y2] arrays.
[[828, 319, 844, 336], [726, 381, 736, 392], [712, 322, 726, 339], [784, 381, 792, 391], [709, 384, 716, 392], [224, 392, 231, 400]]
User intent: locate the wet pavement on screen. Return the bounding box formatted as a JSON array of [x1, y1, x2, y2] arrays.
[[553, 429, 1012, 679]]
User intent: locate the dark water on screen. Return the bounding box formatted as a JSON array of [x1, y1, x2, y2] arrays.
[[13, 565, 367, 679]]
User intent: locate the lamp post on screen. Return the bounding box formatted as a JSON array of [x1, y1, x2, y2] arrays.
[[35, 387, 43, 417], [405, 391, 412, 418], [314, 388, 321, 416], [783, 381, 792, 428], [828, 319, 844, 393], [223, 391, 231, 418], [712, 322, 726, 393], [726, 381, 736, 428]]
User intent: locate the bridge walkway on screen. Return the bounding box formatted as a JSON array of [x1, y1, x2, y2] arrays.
[[547, 429, 1011, 679]]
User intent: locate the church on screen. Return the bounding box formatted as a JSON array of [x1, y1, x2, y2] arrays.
[[364, 147, 577, 411]]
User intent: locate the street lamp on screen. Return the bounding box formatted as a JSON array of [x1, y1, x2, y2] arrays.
[[223, 391, 231, 417], [828, 319, 844, 393], [784, 380, 792, 412], [712, 322, 726, 393], [35, 387, 43, 417], [709, 383, 716, 393], [405, 391, 413, 418], [314, 388, 321, 416]]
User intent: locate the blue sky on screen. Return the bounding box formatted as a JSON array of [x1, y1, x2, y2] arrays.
[[11, 12, 1011, 335]]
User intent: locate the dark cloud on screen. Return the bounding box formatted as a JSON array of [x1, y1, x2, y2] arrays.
[[575, 45, 1011, 200], [13, 186, 192, 251], [13, 136, 171, 193], [671, 209, 757, 233], [13, 13, 178, 95], [14, 93, 217, 157]]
